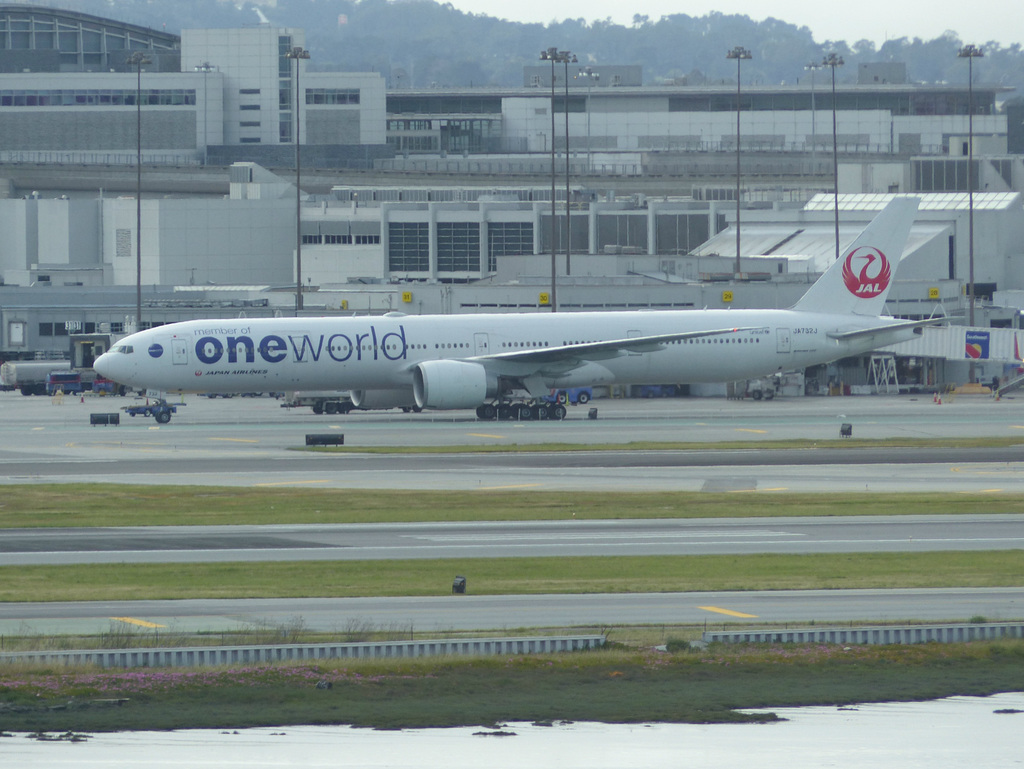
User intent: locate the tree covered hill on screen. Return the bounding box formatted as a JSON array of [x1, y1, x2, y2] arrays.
[[41, 0, 1024, 98]]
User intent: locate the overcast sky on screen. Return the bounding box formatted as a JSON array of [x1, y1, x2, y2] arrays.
[[446, 0, 1020, 47]]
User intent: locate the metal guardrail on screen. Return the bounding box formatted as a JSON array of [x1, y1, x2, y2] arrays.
[[1, 635, 606, 669], [703, 623, 1024, 646]]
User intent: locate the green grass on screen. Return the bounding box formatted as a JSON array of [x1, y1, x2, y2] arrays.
[[3, 484, 1024, 528], [3, 551, 1024, 602], [3, 642, 1024, 731], [3, 472, 1024, 731]]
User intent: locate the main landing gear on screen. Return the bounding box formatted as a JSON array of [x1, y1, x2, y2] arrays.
[[475, 401, 567, 421]]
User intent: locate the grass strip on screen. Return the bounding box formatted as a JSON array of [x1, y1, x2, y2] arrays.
[[3, 551, 1024, 602], [3, 642, 1024, 731], [3, 485, 1024, 528]]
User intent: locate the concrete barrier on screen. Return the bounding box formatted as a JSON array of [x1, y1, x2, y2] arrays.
[[90, 412, 120, 426], [0, 634, 605, 669], [703, 622, 1024, 646]]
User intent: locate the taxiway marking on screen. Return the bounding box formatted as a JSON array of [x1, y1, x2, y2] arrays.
[[111, 617, 166, 629], [698, 606, 759, 618]]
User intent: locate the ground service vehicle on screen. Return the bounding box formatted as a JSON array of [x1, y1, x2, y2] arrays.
[[123, 400, 181, 424], [45, 371, 83, 395], [544, 387, 593, 405], [280, 391, 356, 415], [1, 360, 71, 395]]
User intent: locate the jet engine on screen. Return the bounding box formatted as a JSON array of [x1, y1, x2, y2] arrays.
[[413, 360, 496, 409]]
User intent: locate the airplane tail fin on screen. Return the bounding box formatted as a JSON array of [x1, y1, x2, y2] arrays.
[[792, 197, 919, 316]]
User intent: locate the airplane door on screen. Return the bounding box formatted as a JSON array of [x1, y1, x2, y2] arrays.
[[474, 333, 489, 356], [776, 328, 792, 354], [172, 339, 188, 365]]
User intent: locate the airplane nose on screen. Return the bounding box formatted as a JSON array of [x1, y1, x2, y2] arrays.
[[95, 349, 129, 384], [93, 351, 115, 379]]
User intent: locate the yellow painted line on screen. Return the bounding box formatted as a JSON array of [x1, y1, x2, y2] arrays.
[[477, 483, 544, 491], [698, 606, 759, 618], [111, 617, 166, 629], [209, 437, 260, 444], [254, 480, 331, 487], [734, 428, 768, 434], [728, 487, 788, 493], [951, 467, 1020, 476], [32, 427, 45, 431], [467, 433, 506, 439], [1011, 426, 1024, 430]]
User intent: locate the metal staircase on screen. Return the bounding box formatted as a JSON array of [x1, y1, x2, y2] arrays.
[[868, 354, 900, 394]]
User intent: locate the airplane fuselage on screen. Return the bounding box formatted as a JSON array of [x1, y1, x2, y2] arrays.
[[99, 309, 906, 395], [95, 198, 928, 415]]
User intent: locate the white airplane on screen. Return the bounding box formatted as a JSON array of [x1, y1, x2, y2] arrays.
[[95, 198, 937, 422]]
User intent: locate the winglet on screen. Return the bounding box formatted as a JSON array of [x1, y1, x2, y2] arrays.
[[792, 197, 919, 316]]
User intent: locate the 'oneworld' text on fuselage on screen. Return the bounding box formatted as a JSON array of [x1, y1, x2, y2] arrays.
[[181, 325, 409, 366]]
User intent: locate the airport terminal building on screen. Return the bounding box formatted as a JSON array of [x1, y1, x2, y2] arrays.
[[0, 5, 387, 167], [2, 6, 1024, 391]]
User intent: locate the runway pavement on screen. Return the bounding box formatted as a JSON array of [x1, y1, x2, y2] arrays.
[[4, 515, 1024, 566], [3, 390, 1024, 492], [2, 390, 1024, 634], [3, 588, 1023, 636]]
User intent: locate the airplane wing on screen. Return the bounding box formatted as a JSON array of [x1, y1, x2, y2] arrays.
[[468, 327, 758, 377]]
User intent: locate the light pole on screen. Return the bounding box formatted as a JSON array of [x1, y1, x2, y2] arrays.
[[805, 61, 822, 174], [540, 48, 574, 311], [285, 46, 310, 315], [563, 51, 576, 276], [194, 62, 215, 166], [959, 43, 983, 382], [128, 50, 150, 328], [577, 67, 599, 174], [823, 53, 844, 261], [727, 46, 751, 278]]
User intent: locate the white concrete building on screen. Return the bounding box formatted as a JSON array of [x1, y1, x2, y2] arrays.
[[181, 27, 386, 152], [0, 8, 388, 166]]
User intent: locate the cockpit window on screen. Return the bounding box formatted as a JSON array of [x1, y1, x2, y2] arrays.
[[113, 344, 134, 354]]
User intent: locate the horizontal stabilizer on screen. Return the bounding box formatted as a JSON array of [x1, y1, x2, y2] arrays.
[[827, 317, 949, 349]]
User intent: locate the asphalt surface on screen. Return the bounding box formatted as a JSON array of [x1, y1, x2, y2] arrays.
[[2, 390, 1023, 634], [4, 589, 1023, 636], [4, 515, 1024, 565]]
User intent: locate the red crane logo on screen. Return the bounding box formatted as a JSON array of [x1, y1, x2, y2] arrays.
[[842, 247, 891, 299]]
